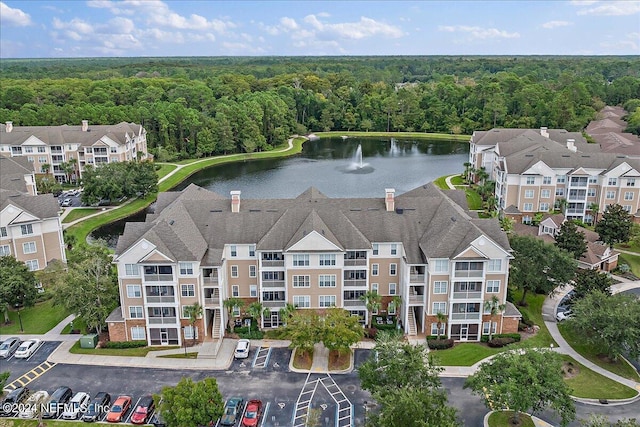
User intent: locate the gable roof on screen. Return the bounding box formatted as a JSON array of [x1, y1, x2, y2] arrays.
[[0, 122, 144, 147], [0, 156, 34, 194], [1, 189, 60, 220]]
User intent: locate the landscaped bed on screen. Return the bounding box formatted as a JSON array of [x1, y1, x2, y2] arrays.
[[68, 341, 180, 357], [328, 350, 351, 371], [487, 411, 535, 427], [292, 348, 313, 370], [560, 355, 638, 399], [0, 299, 69, 335]]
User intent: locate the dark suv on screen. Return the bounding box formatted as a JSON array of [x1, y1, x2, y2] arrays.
[[0, 387, 29, 416], [43, 386, 73, 419], [82, 391, 111, 422]]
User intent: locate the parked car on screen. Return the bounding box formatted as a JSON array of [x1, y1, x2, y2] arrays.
[[42, 386, 73, 419], [150, 411, 166, 427], [0, 337, 20, 358], [18, 390, 49, 419], [234, 339, 250, 359], [82, 391, 111, 422], [220, 397, 244, 426], [556, 309, 573, 322], [15, 339, 41, 358], [130, 395, 155, 425], [61, 392, 91, 420], [241, 399, 262, 427], [106, 395, 132, 423], [61, 198, 72, 207], [0, 387, 30, 416]]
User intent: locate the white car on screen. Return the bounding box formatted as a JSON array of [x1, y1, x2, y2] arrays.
[[18, 390, 49, 418], [234, 339, 250, 359], [61, 392, 90, 420], [15, 339, 41, 358], [556, 309, 573, 322]]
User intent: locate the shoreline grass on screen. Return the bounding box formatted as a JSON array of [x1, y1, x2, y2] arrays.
[[314, 131, 469, 141]]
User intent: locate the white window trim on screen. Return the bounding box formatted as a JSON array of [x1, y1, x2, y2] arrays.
[[181, 284, 195, 297], [232, 285, 240, 297], [249, 265, 256, 278], [126, 285, 142, 298], [293, 275, 311, 288], [432, 302, 447, 315], [319, 295, 337, 308], [389, 283, 397, 295], [433, 281, 448, 294], [250, 285, 257, 297], [129, 306, 143, 319], [293, 295, 311, 308], [486, 280, 500, 293], [389, 263, 397, 276], [131, 326, 146, 340], [372, 264, 379, 276], [231, 265, 239, 278], [22, 241, 36, 254]]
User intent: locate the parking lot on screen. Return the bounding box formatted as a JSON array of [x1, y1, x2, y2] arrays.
[[57, 190, 83, 208]]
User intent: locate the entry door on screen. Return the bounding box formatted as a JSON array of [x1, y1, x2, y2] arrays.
[[160, 328, 169, 345], [460, 326, 469, 341], [271, 312, 279, 327]]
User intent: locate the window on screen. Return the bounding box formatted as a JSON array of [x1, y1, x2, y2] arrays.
[[625, 192, 634, 201], [249, 245, 256, 257], [372, 244, 379, 255], [319, 295, 336, 308], [37, 146, 46, 153], [388, 303, 396, 315], [541, 189, 550, 198], [523, 216, 532, 224], [588, 176, 598, 184], [588, 188, 596, 197], [608, 177, 618, 186], [526, 176, 535, 185], [293, 275, 310, 287], [556, 175, 566, 183], [371, 283, 378, 293], [434, 259, 448, 273], [372, 264, 379, 276], [230, 245, 237, 257], [129, 306, 143, 318], [184, 325, 198, 340], [131, 326, 146, 340], [179, 262, 193, 275], [232, 285, 239, 297], [232, 305, 241, 316], [126, 285, 141, 298], [389, 264, 397, 275], [319, 275, 336, 287], [0, 245, 10, 256], [543, 176, 552, 185], [319, 254, 336, 266], [25, 259, 39, 271], [24, 147, 33, 153], [555, 188, 565, 196], [293, 295, 311, 308], [433, 281, 448, 294], [389, 283, 397, 295], [624, 205, 632, 213], [27, 156, 34, 163], [523, 203, 533, 212], [627, 178, 636, 187], [431, 323, 446, 336], [432, 302, 447, 314], [483, 322, 497, 335], [249, 265, 256, 278], [487, 259, 502, 272], [0, 227, 7, 237], [486, 280, 500, 293], [125, 264, 139, 276], [250, 285, 257, 297], [524, 190, 534, 198], [607, 191, 616, 199], [20, 224, 33, 235], [391, 244, 397, 255], [181, 284, 195, 297], [231, 265, 238, 278], [539, 203, 550, 212], [22, 241, 36, 254], [181, 305, 191, 318], [293, 254, 309, 266]]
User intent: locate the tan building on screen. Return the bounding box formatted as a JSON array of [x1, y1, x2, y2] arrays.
[[0, 121, 150, 183], [110, 183, 518, 347]]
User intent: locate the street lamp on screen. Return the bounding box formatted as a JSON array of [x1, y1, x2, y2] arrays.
[[15, 303, 24, 332], [363, 401, 368, 426]]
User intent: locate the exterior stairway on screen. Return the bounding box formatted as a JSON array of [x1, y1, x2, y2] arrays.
[[408, 309, 417, 336], [211, 310, 221, 339]]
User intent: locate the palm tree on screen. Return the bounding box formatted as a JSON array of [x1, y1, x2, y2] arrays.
[[247, 301, 265, 332], [555, 198, 568, 214], [484, 296, 506, 341], [279, 302, 296, 327], [223, 297, 244, 333], [589, 202, 600, 225], [435, 312, 447, 339], [463, 162, 473, 182], [41, 163, 51, 174], [360, 290, 381, 328], [389, 295, 402, 323], [183, 303, 203, 345]]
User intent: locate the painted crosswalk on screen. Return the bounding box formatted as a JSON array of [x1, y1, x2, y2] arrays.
[[4, 361, 57, 391], [292, 373, 352, 427], [252, 346, 272, 368]]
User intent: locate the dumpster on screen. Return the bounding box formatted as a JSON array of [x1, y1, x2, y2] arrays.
[[79, 334, 99, 349]]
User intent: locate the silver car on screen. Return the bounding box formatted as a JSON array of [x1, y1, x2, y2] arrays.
[[0, 337, 20, 358]]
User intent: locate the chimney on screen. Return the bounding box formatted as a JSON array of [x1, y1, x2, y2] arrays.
[[385, 188, 395, 212], [82, 120, 89, 132], [566, 139, 577, 153], [540, 127, 549, 138], [230, 190, 241, 213], [5, 121, 12, 133]]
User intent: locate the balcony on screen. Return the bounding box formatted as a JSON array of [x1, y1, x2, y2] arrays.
[[410, 274, 425, 283], [344, 259, 367, 266], [262, 260, 284, 267], [343, 279, 367, 287], [144, 273, 173, 282], [452, 291, 482, 300], [148, 317, 177, 324], [203, 275, 219, 285], [262, 280, 285, 287], [343, 300, 366, 308], [146, 295, 176, 303], [453, 270, 482, 278], [450, 312, 481, 320], [408, 295, 424, 304], [566, 208, 584, 215], [263, 300, 286, 308]]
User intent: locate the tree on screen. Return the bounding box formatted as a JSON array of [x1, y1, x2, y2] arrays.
[[286, 310, 322, 358], [278, 302, 296, 326], [183, 303, 203, 345], [0, 256, 39, 324], [435, 312, 447, 339], [571, 269, 613, 302], [483, 296, 505, 341], [366, 387, 460, 427], [555, 221, 588, 260], [588, 203, 600, 225], [596, 204, 632, 248], [464, 349, 575, 427], [157, 377, 224, 427], [0, 371, 9, 390], [321, 307, 364, 361], [569, 289, 640, 361], [247, 301, 264, 332], [360, 290, 381, 328], [508, 235, 577, 305]]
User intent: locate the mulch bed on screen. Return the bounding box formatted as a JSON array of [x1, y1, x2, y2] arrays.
[[328, 350, 351, 371], [293, 349, 313, 370]]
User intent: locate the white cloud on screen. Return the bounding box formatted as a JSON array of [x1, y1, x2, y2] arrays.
[[569, 0, 598, 5], [542, 20, 572, 29], [280, 17, 299, 31], [438, 25, 520, 39], [300, 15, 404, 40], [0, 2, 32, 26], [575, 1, 640, 16], [600, 40, 638, 51]]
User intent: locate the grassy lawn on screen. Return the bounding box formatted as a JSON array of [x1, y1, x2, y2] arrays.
[[488, 411, 535, 427], [430, 343, 501, 366], [561, 355, 638, 399], [155, 163, 178, 179], [558, 323, 640, 382], [61, 208, 101, 223], [617, 253, 640, 277], [465, 188, 483, 210], [313, 131, 470, 141], [159, 352, 198, 359], [0, 299, 69, 335], [433, 175, 451, 190], [60, 317, 88, 334], [450, 175, 465, 186], [68, 341, 180, 357], [510, 290, 556, 348]]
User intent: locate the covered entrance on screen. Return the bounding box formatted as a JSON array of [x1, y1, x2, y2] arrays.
[[450, 323, 479, 341]]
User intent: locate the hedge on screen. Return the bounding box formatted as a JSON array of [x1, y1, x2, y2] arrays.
[[426, 338, 454, 350], [487, 337, 516, 348], [102, 340, 147, 349], [480, 333, 521, 343], [373, 322, 398, 331]]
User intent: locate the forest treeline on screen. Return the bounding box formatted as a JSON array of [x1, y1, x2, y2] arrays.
[[1, 56, 639, 161]]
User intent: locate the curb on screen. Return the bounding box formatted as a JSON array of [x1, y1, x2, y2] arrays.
[[571, 392, 640, 406]]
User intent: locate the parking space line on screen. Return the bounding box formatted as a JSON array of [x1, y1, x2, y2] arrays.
[[260, 402, 270, 427], [252, 346, 271, 368], [25, 341, 45, 362], [4, 361, 57, 391], [125, 397, 141, 424]]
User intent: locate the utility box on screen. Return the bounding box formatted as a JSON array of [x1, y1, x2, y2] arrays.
[[79, 334, 99, 349]]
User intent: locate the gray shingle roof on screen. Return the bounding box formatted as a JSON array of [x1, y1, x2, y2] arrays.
[[0, 189, 60, 220], [0, 157, 33, 194], [0, 122, 143, 147]]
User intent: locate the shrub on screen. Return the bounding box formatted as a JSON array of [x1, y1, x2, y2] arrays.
[[237, 330, 263, 340], [487, 337, 516, 348], [373, 322, 397, 331], [102, 340, 147, 349], [263, 328, 290, 339], [481, 333, 521, 343], [427, 338, 454, 350], [365, 328, 378, 339]]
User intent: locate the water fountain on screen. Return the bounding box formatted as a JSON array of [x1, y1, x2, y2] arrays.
[[345, 143, 374, 174]]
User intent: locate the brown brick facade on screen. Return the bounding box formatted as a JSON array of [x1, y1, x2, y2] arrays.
[[107, 321, 126, 342]]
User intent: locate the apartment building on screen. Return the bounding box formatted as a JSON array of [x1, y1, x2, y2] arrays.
[[109, 183, 518, 347], [469, 128, 640, 224], [0, 121, 149, 183]]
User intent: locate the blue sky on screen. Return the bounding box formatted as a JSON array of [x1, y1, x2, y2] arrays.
[[1, 1, 638, 58]]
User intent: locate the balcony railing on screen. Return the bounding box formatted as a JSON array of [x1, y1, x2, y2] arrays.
[[566, 208, 584, 214], [452, 291, 482, 300], [343, 300, 366, 307], [408, 295, 424, 303], [203, 276, 219, 285], [262, 280, 285, 287], [343, 279, 367, 287], [144, 274, 173, 282], [450, 312, 481, 320], [148, 317, 177, 324], [344, 259, 367, 266], [262, 260, 284, 267], [146, 295, 175, 303], [410, 274, 425, 283], [453, 270, 483, 278], [263, 300, 286, 308], [204, 296, 220, 305]]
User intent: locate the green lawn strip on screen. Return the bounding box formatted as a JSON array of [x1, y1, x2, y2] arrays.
[[68, 341, 180, 356], [465, 188, 483, 210], [450, 175, 465, 186], [158, 352, 198, 359], [0, 300, 69, 335], [155, 163, 178, 179], [61, 208, 101, 223], [510, 290, 556, 348], [60, 317, 88, 335], [312, 131, 470, 141], [488, 411, 535, 427], [560, 355, 638, 399], [617, 253, 640, 277], [433, 175, 451, 190], [558, 323, 640, 381], [430, 343, 501, 366]]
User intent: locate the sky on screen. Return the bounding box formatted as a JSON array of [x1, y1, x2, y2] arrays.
[[1, 0, 639, 58]]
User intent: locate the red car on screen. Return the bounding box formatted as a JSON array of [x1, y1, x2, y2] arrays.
[[106, 395, 132, 423], [130, 395, 155, 424], [241, 399, 262, 427]]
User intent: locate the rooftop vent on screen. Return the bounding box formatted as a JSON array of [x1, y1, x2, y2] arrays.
[[249, 209, 261, 212], [350, 208, 362, 211], [169, 220, 174, 225], [451, 216, 457, 222], [395, 208, 404, 214], [525, 154, 534, 157], [210, 209, 222, 213]]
